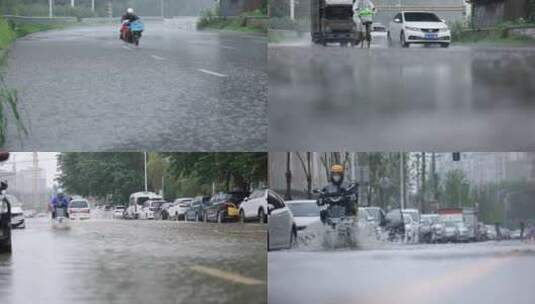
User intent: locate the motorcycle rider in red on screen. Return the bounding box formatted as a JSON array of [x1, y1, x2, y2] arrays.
[[120, 8, 140, 42]]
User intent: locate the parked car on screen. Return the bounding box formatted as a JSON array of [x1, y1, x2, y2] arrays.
[[10, 205, 25, 229], [456, 221, 470, 242], [384, 209, 405, 241], [184, 196, 210, 222], [159, 202, 174, 220], [286, 200, 320, 231], [443, 221, 460, 242], [420, 214, 444, 243], [0, 191, 12, 253], [113, 205, 125, 219], [168, 198, 193, 221], [268, 191, 296, 251], [402, 209, 421, 243], [204, 192, 248, 223], [68, 199, 91, 220], [239, 189, 273, 223], [125, 192, 162, 219], [486, 224, 498, 240], [140, 199, 165, 220], [388, 11, 451, 48], [371, 22, 388, 44]]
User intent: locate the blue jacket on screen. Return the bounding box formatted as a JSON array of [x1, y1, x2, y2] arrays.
[[51, 196, 69, 208]]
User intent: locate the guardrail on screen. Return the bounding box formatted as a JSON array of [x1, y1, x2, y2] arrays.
[[2, 15, 76, 24]]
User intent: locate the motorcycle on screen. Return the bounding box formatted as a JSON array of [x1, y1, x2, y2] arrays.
[[52, 206, 70, 230], [316, 183, 359, 249], [121, 20, 145, 47]]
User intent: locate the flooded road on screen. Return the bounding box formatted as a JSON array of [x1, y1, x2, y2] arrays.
[[0, 217, 266, 304], [269, 44, 535, 151], [268, 240, 535, 304]]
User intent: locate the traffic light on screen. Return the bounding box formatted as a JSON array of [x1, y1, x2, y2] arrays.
[[452, 152, 461, 161]]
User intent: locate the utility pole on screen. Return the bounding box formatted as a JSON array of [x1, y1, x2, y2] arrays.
[[431, 152, 437, 201], [32, 152, 38, 208], [92, 0, 95, 12], [161, 0, 165, 18], [290, 0, 295, 20], [400, 152, 405, 210], [49, 0, 54, 17], [144, 152, 148, 192], [71, 0, 75, 8], [421, 152, 426, 213]]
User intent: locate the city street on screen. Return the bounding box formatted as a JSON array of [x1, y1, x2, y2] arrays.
[[268, 240, 535, 304], [4, 18, 267, 151], [0, 216, 267, 304], [269, 43, 535, 151]]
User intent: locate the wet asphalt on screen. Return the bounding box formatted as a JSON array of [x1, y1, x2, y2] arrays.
[[268, 239, 535, 304], [0, 216, 267, 304], [268, 40, 535, 151], [4, 18, 267, 151]]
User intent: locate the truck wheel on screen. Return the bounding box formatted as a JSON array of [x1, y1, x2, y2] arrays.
[[0, 241, 11, 254]]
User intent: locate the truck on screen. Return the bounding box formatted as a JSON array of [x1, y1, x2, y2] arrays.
[[438, 207, 479, 242], [311, 0, 362, 46]]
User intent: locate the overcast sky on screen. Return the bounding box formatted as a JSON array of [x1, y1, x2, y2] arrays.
[[0, 152, 59, 188]]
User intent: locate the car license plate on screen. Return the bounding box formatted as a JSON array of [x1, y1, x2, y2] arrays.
[[227, 207, 239, 217], [425, 33, 438, 40]]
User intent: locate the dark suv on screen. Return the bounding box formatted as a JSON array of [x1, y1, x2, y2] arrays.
[[204, 191, 248, 223], [185, 196, 211, 222]]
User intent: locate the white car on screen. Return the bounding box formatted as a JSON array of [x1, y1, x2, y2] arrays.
[[239, 189, 271, 223], [140, 200, 165, 220], [126, 192, 162, 219], [267, 191, 296, 251], [371, 22, 388, 45], [113, 206, 125, 219], [68, 199, 91, 220], [11, 205, 25, 229], [168, 198, 193, 221], [389, 11, 451, 48], [285, 200, 320, 230]]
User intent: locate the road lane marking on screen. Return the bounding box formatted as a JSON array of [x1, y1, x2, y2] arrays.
[[151, 55, 166, 61], [221, 46, 237, 50], [122, 45, 132, 51], [358, 256, 513, 304], [197, 69, 228, 78], [191, 265, 264, 285]]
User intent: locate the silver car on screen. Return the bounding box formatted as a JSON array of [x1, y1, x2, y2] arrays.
[[268, 191, 296, 251]]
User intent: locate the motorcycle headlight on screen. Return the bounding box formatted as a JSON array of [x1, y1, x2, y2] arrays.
[[405, 26, 421, 32]]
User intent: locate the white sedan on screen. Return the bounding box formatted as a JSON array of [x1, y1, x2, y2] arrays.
[[268, 191, 296, 251], [285, 200, 320, 231], [389, 11, 451, 48]]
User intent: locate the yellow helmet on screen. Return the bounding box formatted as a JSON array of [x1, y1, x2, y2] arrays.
[[330, 164, 344, 174]]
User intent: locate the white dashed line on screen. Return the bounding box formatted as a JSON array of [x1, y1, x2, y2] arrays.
[[122, 45, 132, 51], [151, 55, 166, 61], [190, 265, 264, 285], [197, 69, 228, 78]]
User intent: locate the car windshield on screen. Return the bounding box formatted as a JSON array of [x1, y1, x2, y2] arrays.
[[404, 12, 441, 22], [70, 201, 88, 208], [288, 203, 320, 217]]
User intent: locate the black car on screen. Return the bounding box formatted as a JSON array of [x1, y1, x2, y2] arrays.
[[184, 196, 211, 222], [204, 191, 248, 223], [0, 181, 12, 253]]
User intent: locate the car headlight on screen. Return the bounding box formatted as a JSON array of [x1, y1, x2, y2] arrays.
[[439, 28, 449, 33], [405, 26, 421, 32]]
